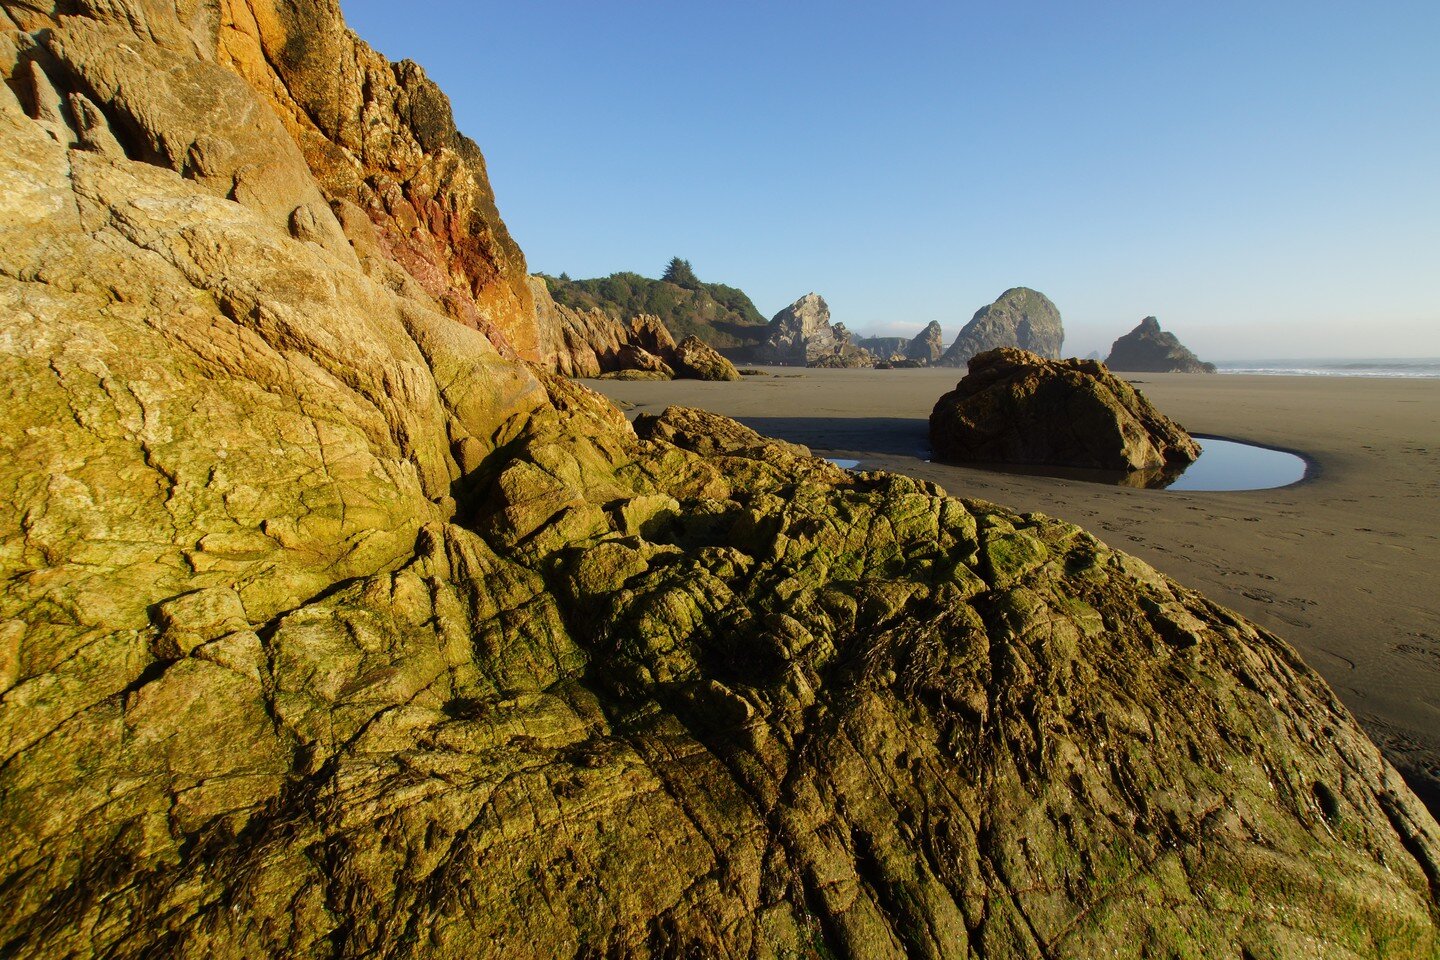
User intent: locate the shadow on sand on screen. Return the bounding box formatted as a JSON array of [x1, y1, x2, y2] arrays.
[[732, 416, 931, 457]]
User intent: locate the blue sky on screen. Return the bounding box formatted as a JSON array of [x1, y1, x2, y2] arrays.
[[341, 1, 1439, 359]]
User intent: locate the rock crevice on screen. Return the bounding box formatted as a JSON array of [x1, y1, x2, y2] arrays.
[[0, 3, 1436, 958]]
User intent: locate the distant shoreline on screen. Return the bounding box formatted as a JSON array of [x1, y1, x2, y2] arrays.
[[1211, 358, 1440, 378]]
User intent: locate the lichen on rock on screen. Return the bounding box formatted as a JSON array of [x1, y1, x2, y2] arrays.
[[0, 3, 1437, 958]]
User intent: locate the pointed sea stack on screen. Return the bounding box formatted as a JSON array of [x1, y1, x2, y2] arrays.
[[939, 287, 1064, 366], [907, 320, 945, 362], [761, 292, 838, 364], [1106, 316, 1217, 373]]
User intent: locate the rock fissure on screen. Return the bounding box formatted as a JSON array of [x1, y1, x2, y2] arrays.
[[0, 3, 1436, 956]]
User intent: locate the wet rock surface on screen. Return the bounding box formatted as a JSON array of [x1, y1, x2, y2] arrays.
[[0, 3, 1436, 958], [931, 349, 1204, 472]]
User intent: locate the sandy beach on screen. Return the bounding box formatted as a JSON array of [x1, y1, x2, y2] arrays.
[[591, 367, 1440, 811]]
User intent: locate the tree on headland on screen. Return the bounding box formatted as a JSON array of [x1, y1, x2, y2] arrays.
[[662, 257, 700, 289]]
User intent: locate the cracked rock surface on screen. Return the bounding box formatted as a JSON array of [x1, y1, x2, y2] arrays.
[[1, 2, 1438, 958]]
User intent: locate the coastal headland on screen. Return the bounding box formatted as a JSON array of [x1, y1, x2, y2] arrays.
[[592, 368, 1440, 810]]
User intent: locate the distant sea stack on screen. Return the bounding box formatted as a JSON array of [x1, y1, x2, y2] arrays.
[[938, 287, 1063, 367], [908, 320, 945, 362], [1106, 317, 1217, 374], [766, 293, 852, 364], [856, 336, 909, 360]]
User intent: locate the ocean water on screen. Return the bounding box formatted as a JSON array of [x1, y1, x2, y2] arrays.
[[1213, 358, 1440, 378]]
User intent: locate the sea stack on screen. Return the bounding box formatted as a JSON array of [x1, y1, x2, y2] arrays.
[[762, 292, 840, 364], [907, 320, 945, 362], [1106, 316, 1217, 373], [939, 287, 1064, 366], [930, 348, 1203, 472]]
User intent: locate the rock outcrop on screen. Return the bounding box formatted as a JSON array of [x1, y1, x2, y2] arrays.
[[531, 277, 664, 377], [673, 335, 741, 381], [1106, 316, 1217, 374], [908, 320, 945, 362], [761, 296, 874, 366], [215, 0, 540, 356], [939, 288, 1064, 366], [763, 292, 841, 363], [1, 4, 1438, 959], [857, 336, 909, 360], [546, 265, 771, 355], [931, 349, 1204, 474], [531, 276, 684, 378]]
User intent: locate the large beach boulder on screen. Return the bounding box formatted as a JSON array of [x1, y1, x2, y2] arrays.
[[1107, 316, 1217, 373], [931, 348, 1203, 471], [1, 4, 1437, 958], [614, 343, 674, 377], [673, 335, 741, 380], [939, 287, 1064, 366]]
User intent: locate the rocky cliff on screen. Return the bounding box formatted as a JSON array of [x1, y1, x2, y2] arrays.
[[1106, 316, 1217, 374], [939, 288, 1064, 367], [531, 276, 679, 378], [763, 292, 841, 363], [857, 336, 909, 360], [545, 265, 771, 356], [1, 3, 1438, 958]]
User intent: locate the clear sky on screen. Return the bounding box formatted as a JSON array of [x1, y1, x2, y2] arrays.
[[340, 1, 1439, 359]]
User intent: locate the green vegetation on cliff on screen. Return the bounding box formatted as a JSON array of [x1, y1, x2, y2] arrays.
[[540, 260, 769, 350]]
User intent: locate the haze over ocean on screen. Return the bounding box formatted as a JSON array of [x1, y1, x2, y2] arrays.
[[341, 1, 1440, 360]]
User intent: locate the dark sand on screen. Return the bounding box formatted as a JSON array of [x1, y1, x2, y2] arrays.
[[590, 367, 1440, 810]]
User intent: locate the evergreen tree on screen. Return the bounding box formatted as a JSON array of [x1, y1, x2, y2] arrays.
[[662, 257, 700, 288]]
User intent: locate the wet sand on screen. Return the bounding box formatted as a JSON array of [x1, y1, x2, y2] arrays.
[[590, 367, 1440, 811]]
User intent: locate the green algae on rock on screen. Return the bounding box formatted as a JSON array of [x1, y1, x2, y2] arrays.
[[0, 1, 1437, 958]]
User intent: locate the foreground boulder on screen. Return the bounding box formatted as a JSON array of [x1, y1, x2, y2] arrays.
[[1107, 316, 1217, 373], [673, 334, 741, 380], [940, 287, 1064, 366], [931, 349, 1204, 472], [0, 4, 1437, 958]]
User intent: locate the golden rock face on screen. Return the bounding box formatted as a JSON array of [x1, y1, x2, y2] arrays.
[[0, 3, 1436, 957]]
